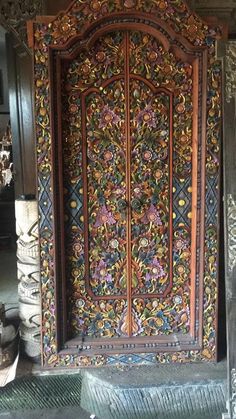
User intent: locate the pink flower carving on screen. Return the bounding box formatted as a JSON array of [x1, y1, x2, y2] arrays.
[[94, 260, 112, 283], [99, 105, 121, 128], [141, 204, 162, 226], [136, 105, 157, 128], [94, 205, 116, 228], [145, 258, 165, 281]]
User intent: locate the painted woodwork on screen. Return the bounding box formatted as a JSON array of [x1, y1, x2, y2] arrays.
[[32, 0, 222, 368]]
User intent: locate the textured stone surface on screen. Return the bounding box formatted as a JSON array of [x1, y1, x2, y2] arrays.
[[81, 373, 226, 419], [80, 361, 227, 387], [0, 406, 91, 419], [79, 362, 227, 419], [0, 361, 227, 419]]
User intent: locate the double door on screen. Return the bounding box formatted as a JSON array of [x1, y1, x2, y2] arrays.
[[62, 29, 196, 341]]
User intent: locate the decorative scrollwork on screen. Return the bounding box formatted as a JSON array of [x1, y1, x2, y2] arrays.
[[225, 42, 236, 103], [227, 194, 236, 274], [0, 0, 43, 48]]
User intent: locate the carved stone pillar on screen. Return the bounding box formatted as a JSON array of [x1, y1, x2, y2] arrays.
[[15, 199, 40, 360], [221, 41, 236, 419]]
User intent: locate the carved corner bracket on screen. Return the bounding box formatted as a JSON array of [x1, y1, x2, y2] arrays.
[[0, 0, 43, 49]]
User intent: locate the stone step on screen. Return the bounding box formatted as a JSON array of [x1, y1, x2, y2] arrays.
[[0, 359, 227, 419], [80, 362, 227, 419]]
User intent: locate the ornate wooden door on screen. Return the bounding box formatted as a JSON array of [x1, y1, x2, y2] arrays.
[[33, 1, 222, 367], [62, 29, 196, 340]]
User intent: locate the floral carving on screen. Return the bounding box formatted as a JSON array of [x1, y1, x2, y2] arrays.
[[99, 106, 121, 128], [136, 105, 157, 128], [34, 0, 221, 367], [94, 205, 116, 228], [51, 14, 77, 41], [141, 204, 162, 226]]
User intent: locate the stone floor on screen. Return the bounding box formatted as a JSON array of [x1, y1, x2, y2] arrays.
[[0, 406, 93, 419]]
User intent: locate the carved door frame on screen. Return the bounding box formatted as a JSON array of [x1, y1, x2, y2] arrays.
[[32, 0, 222, 368]]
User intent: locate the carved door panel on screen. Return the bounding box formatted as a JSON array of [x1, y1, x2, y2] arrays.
[[62, 30, 198, 342], [34, 0, 221, 367]]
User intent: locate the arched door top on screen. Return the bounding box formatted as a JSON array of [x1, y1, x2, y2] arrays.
[[36, 0, 222, 48]]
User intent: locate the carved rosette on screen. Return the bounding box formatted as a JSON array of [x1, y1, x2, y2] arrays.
[[15, 199, 40, 360], [225, 42, 236, 103]]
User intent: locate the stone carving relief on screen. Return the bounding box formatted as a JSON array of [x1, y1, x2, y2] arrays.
[[0, 0, 43, 48], [15, 199, 40, 360], [227, 195, 236, 275], [225, 369, 236, 418], [225, 42, 236, 103]]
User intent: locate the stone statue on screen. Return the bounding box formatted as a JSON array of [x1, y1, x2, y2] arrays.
[[15, 199, 40, 360]]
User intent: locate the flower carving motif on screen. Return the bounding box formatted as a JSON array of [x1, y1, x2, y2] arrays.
[[174, 238, 188, 252], [141, 204, 162, 226], [145, 258, 165, 282], [52, 15, 77, 40], [73, 242, 83, 257], [94, 260, 112, 283], [94, 205, 116, 227], [136, 105, 157, 128], [98, 106, 121, 128]]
